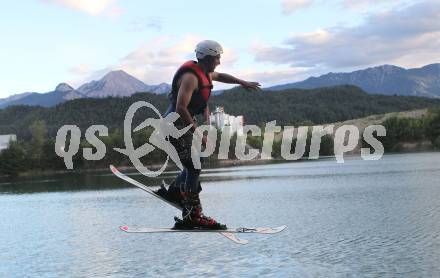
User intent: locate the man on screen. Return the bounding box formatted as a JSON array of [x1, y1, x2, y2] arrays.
[[156, 40, 260, 230]]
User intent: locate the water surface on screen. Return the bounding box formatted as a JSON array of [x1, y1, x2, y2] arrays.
[[1, 153, 440, 277]]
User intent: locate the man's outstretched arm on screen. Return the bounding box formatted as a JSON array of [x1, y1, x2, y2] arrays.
[[211, 72, 261, 91]]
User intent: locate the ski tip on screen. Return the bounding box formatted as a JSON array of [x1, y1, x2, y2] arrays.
[[110, 165, 117, 173], [221, 232, 249, 244], [265, 225, 287, 233], [120, 226, 129, 232], [277, 225, 287, 231], [236, 238, 249, 245]]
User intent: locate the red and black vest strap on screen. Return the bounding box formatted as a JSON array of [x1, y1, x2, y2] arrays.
[[169, 61, 213, 115]]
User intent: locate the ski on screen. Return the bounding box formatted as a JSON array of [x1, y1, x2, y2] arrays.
[[110, 165, 181, 209], [120, 225, 287, 234], [110, 165, 249, 244]]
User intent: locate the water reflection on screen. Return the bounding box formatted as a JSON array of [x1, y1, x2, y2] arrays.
[[1, 152, 440, 277]]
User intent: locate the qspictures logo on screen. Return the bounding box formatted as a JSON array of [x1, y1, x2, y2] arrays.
[[54, 101, 386, 177]]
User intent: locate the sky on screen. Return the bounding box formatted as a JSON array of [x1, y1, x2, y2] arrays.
[[1, 0, 439, 98]]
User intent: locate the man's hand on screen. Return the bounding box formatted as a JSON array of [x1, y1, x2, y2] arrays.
[[194, 128, 209, 147], [240, 80, 261, 91]]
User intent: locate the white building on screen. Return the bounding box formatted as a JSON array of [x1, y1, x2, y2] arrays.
[[0, 134, 17, 152], [210, 107, 244, 136]]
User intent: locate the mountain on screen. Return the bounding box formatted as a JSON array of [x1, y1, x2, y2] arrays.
[[0, 83, 84, 108], [0, 92, 34, 106], [147, 82, 172, 94], [267, 63, 440, 98], [79, 70, 148, 97], [77, 70, 171, 97], [0, 70, 171, 109]]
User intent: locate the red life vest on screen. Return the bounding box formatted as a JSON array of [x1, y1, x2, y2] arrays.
[[168, 61, 213, 116]]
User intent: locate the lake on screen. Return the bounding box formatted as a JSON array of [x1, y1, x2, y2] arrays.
[[1, 152, 440, 277]]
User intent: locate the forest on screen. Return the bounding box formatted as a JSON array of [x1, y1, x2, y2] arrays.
[[1, 85, 439, 175]]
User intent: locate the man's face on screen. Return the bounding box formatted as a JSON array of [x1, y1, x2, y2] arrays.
[[206, 55, 221, 72]]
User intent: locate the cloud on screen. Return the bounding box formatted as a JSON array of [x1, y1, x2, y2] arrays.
[[42, 0, 116, 15], [145, 17, 162, 31], [71, 36, 239, 86], [281, 0, 414, 15], [68, 64, 91, 76], [282, 0, 314, 15], [256, 1, 440, 70], [341, 0, 407, 11], [129, 17, 163, 32], [106, 6, 125, 18], [238, 68, 312, 87]]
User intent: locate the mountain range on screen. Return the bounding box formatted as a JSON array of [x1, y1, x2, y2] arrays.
[[3, 85, 440, 141], [0, 70, 171, 108], [1, 63, 439, 109], [267, 64, 440, 98]]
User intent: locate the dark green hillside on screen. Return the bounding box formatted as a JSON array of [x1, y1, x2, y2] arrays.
[[1, 85, 439, 140], [0, 93, 169, 140], [211, 85, 440, 125]]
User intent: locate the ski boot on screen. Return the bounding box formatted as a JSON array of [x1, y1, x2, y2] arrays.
[[154, 181, 203, 209], [153, 181, 183, 208], [173, 192, 227, 230]]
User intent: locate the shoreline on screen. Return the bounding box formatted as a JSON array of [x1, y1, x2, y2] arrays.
[[1, 148, 438, 179]]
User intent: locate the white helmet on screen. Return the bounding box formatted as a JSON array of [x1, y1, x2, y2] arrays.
[[195, 40, 223, 59]]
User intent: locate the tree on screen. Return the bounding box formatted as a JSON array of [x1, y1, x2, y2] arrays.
[[29, 120, 48, 169], [427, 109, 440, 144], [0, 142, 28, 176]]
